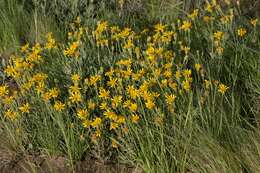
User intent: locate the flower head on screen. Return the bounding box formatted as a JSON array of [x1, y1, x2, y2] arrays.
[[54, 101, 65, 112], [19, 103, 30, 113], [237, 28, 247, 37], [218, 84, 229, 94]]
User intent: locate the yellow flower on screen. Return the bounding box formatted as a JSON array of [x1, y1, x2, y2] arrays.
[[107, 78, 117, 88], [71, 74, 81, 82], [169, 82, 178, 91], [214, 31, 224, 41], [63, 41, 79, 57], [77, 109, 88, 120], [32, 73, 48, 82], [19, 103, 30, 113], [111, 139, 118, 148], [69, 92, 82, 103], [104, 110, 117, 120], [4, 109, 17, 121], [237, 28, 247, 37], [131, 114, 140, 123], [116, 116, 126, 124], [128, 102, 138, 112], [188, 9, 199, 20], [42, 92, 51, 102], [21, 43, 29, 53], [181, 45, 190, 55], [91, 117, 102, 128], [182, 80, 191, 92], [111, 95, 122, 108], [250, 19, 258, 27], [161, 79, 168, 87], [180, 21, 192, 31], [89, 75, 101, 86], [205, 3, 213, 13], [163, 70, 172, 78], [69, 84, 81, 93], [218, 84, 229, 94], [154, 23, 167, 32], [3, 96, 15, 105], [183, 69, 192, 79], [145, 100, 155, 110], [175, 70, 181, 80], [110, 122, 119, 130], [82, 119, 91, 128], [0, 84, 9, 97], [123, 39, 134, 49], [98, 88, 110, 99], [49, 88, 59, 98], [45, 32, 56, 50], [204, 80, 211, 89], [54, 101, 65, 112], [195, 63, 202, 73], [127, 85, 139, 99], [100, 102, 108, 110], [165, 94, 176, 105], [75, 16, 81, 24]]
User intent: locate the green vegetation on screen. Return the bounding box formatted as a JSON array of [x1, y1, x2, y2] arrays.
[[0, 0, 260, 173]]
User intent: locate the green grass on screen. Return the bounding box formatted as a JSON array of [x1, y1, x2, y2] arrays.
[[0, 0, 260, 173]]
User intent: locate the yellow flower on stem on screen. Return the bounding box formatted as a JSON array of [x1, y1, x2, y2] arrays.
[[218, 84, 229, 94], [182, 80, 191, 92], [69, 92, 82, 103], [188, 9, 199, 20], [98, 88, 110, 99], [250, 19, 258, 27], [77, 109, 88, 120], [116, 116, 126, 124], [89, 75, 101, 86], [100, 102, 108, 110], [49, 88, 59, 98], [237, 28, 247, 37], [145, 100, 155, 110], [71, 74, 81, 83], [82, 119, 91, 128], [127, 85, 139, 100], [165, 94, 176, 105], [183, 69, 192, 79], [104, 110, 117, 120], [154, 23, 167, 32], [131, 114, 140, 123], [110, 122, 119, 130], [107, 78, 117, 88], [111, 95, 122, 108], [195, 63, 202, 73], [4, 109, 18, 121], [0, 84, 9, 97], [111, 139, 118, 149], [91, 117, 102, 128], [214, 31, 224, 41], [128, 102, 138, 112], [19, 103, 30, 113], [54, 101, 65, 112], [180, 21, 192, 31]]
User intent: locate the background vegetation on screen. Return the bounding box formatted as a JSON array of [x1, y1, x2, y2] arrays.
[[0, 0, 260, 173]]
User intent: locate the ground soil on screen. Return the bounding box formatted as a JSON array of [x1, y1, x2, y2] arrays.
[[0, 151, 142, 173]]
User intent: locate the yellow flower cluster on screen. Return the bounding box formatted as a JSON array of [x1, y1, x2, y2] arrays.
[[3, 1, 253, 148]]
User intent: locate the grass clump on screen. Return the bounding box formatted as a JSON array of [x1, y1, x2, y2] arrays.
[[0, 0, 259, 172]]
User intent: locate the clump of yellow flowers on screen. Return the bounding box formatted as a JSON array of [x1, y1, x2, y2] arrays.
[[2, 0, 255, 152]]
